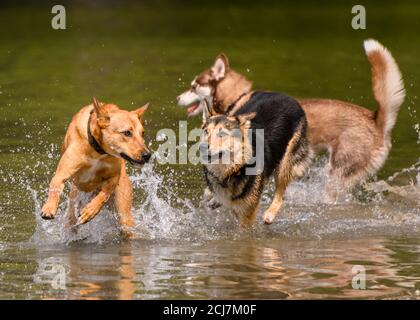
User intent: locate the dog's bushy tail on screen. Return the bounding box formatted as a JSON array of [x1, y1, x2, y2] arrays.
[[364, 39, 405, 138]]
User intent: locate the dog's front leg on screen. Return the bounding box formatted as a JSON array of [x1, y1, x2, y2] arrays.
[[41, 148, 82, 219], [238, 205, 259, 227], [114, 164, 135, 237], [263, 174, 289, 224], [77, 176, 119, 225], [203, 187, 222, 210]]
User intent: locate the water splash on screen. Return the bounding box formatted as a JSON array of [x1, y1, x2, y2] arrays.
[[27, 161, 242, 245], [29, 186, 121, 245], [1, 119, 420, 245], [126, 163, 243, 242], [8, 153, 420, 245]]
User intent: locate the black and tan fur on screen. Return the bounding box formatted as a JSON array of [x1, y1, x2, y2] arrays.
[[200, 91, 312, 226]]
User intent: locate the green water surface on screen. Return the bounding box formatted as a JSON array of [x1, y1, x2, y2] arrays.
[[0, 0, 419, 299]]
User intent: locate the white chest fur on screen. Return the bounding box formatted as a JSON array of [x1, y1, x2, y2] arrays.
[[79, 157, 111, 183]]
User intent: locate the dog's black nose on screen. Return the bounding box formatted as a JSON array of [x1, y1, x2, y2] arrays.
[[141, 152, 152, 162], [199, 143, 209, 155]]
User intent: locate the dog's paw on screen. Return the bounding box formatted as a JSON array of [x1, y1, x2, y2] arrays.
[[77, 204, 99, 225], [208, 198, 222, 210], [203, 187, 213, 200], [119, 215, 136, 229], [119, 219, 136, 239], [262, 211, 276, 225], [120, 228, 135, 239], [41, 202, 57, 219]]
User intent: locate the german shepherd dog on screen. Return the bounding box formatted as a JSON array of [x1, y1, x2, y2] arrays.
[[177, 39, 405, 199], [41, 97, 151, 235], [199, 86, 312, 225]]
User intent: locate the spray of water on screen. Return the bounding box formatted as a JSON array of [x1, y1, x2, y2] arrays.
[[1, 117, 419, 246], [26, 156, 420, 245]]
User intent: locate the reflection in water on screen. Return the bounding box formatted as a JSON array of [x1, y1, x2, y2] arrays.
[[5, 155, 416, 300], [2, 141, 419, 300], [3, 237, 413, 299], [65, 244, 136, 300]]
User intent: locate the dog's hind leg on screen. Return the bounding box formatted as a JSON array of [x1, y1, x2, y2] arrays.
[[64, 182, 79, 229], [114, 164, 135, 236], [263, 121, 312, 224], [325, 146, 371, 201], [263, 171, 292, 224], [326, 166, 370, 202]]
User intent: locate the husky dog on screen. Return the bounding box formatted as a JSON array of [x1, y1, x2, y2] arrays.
[[177, 39, 405, 199], [199, 91, 312, 225]]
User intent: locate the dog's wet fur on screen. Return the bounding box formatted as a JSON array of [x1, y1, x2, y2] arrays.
[[200, 91, 312, 225], [177, 39, 405, 201], [40, 97, 151, 237]]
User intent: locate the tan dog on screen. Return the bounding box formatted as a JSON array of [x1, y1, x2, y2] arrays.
[[177, 39, 405, 199], [41, 97, 151, 234]]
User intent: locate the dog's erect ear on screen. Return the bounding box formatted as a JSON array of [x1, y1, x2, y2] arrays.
[[237, 112, 256, 126], [92, 96, 106, 116], [133, 102, 150, 120], [211, 53, 229, 81], [92, 96, 110, 128]]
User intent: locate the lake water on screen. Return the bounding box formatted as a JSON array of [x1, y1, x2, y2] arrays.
[[0, 1, 419, 299]]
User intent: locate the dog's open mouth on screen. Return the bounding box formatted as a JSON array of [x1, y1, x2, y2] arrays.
[[120, 153, 145, 166], [187, 102, 200, 116]]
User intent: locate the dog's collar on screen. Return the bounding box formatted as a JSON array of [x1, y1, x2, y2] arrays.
[[225, 92, 249, 115], [87, 110, 108, 155]]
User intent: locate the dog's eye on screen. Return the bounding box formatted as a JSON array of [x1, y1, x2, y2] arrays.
[[217, 131, 229, 138], [122, 130, 133, 137]]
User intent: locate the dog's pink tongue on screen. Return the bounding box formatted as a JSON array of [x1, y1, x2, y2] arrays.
[[187, 104, 199, 114]]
